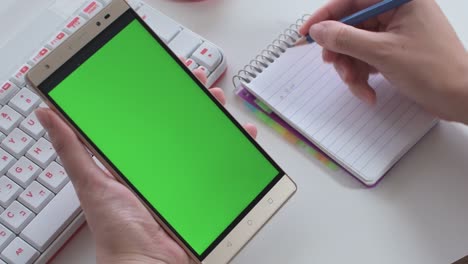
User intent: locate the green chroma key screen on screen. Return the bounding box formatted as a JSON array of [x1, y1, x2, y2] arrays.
[[45, 13, 281, 256]]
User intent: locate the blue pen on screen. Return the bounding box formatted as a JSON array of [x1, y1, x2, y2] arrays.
[[296, 0, 413, 46]]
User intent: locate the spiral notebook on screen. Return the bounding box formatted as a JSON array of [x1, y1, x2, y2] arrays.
[[233, 16, 438, 186]]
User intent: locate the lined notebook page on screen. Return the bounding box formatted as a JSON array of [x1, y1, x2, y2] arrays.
[[245, 43, 437, 184]]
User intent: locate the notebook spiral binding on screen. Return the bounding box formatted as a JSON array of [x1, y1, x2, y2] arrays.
[[233, 14, 311, 90]]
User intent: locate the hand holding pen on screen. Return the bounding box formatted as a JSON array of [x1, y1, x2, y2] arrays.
[[297, 0, 468, 125]]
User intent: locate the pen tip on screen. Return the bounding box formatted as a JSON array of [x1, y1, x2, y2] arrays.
[[294, 37, 307, 47], [294, 35, 314, 47]]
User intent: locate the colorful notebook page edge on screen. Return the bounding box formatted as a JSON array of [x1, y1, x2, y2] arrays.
[[237, 88, 339, 171]]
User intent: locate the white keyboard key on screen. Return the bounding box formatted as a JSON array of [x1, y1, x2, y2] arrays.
[[1, 129, 35, 159], [45, 31, 69, 50], [80, 1, 104, 19], [0, 82, 20, 105], [191, 42, 222, 72], [37, 162, 68, 194], [27, 47, 51, 66], [63, 15, 87, 34], [0, 106, 23, 134], [18, 182, 54, 214], [0, 177, 22, 208], [19, 112, 45, 140], [1, 237, 39, 264], [196, 66, 211, 77], [138, 5, 181, 43], [184, 59, 199, 71], [168, 30, 203, 58], [0, 224, 14, 252], [20, 183, 80, 252], [7, 158, 41, 189], [8, 88, 41, 117], [10, 64, 31, 88], [0, 201, 35, 234], [0, 149, 16, 176], [26, 138, 56, 169]]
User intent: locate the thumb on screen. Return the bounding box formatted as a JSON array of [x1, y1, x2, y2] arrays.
[[35, 108, 108, 197], [309, 21, 392, 66]]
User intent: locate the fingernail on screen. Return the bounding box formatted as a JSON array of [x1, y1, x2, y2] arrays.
[[309, 23, 326, 44], [359, 90, 376, 105], [364, 91, 377, 105], [355, 92, 368, 104]]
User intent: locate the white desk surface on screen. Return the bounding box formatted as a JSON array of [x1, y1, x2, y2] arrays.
[[52, 1, 468, 263]]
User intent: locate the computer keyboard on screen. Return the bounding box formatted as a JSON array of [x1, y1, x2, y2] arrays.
[[0, 1, 227, 263]]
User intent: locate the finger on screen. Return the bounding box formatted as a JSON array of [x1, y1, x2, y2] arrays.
[[348, 80, 377, 106], [209, 87, 226, 105], [243, 123, 258, 139], [333, 56, 376, 105], [360, 17, 381, 31], [353, 60, 377, 105], [299, 1, 353, 36], [35, 108, 107, 194], [179, 56, 208, 84], [322, 49, 338, 63], [332, 53, 379, 74], [193, 68, 208, 85], [309, 20, 393, 66], [180, 56, 208, 85], [300, 0, 395, 36]]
